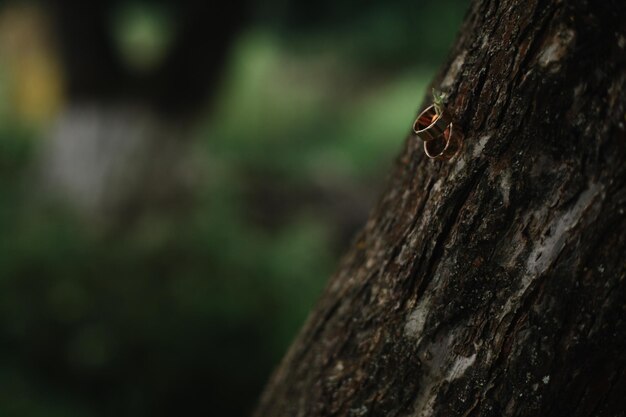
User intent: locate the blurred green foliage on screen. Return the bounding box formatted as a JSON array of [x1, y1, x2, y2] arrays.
[[0, 0, 467, 415]]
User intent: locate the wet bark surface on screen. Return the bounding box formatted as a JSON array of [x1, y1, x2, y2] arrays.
[[254, 0, 626, 416]]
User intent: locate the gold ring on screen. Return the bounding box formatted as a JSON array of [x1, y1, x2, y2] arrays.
[[413, 104, 452, 142], [423, 122, 463, 160]]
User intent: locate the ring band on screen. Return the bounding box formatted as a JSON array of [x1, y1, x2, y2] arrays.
[[413, 104, 452, 142], [423, 122, 463, 160]]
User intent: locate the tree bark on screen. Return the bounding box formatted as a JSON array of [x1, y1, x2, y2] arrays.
[[254, 0, 626, 416]]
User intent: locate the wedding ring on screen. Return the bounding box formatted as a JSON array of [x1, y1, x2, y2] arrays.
[[413, 104, 452, 142], [423, 122, 463, 160]]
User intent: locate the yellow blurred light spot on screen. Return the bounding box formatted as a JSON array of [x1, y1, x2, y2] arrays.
[[0, 4, 64, 127]]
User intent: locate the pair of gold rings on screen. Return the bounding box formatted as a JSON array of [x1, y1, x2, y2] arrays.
[[412, 104, 463, 160]]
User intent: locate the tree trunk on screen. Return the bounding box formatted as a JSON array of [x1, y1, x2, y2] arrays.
[[254, 0, 626, 416]]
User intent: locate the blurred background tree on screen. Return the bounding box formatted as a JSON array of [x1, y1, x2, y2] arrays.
[[0, 0, 467, 415]]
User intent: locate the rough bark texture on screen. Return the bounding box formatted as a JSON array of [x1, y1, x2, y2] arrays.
[[254, 0, 626, 416]]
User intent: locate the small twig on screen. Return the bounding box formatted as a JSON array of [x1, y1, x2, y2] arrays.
[[432, 88, 446, 116]]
